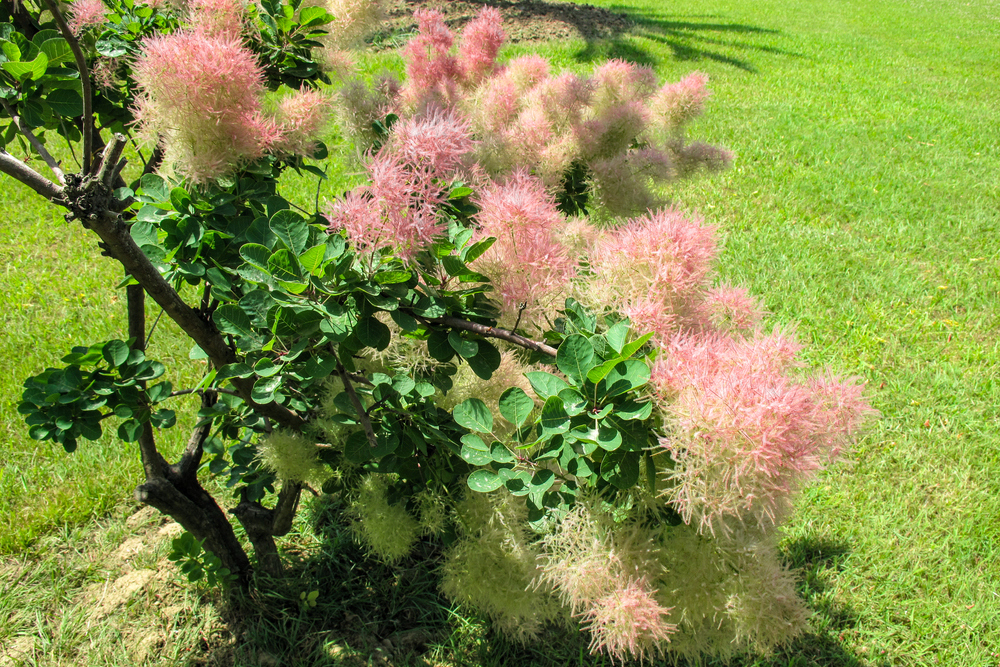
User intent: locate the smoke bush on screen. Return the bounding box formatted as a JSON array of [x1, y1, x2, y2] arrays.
[[6, 1, 874, 664]]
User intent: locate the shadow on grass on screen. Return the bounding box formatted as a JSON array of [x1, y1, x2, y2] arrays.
[[576, 6, 804, 73], [376, 1, 794, 72], [200, 505, 881, 667]]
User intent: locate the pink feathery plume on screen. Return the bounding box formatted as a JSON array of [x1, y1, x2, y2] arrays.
[[652, 330, 873, 535], [271, 89, 332, 156], [582, 579, 676, 662], [328, 111, 474, 259], [590, 208, 717, 338], [650, 71, 711, 130], [188, 0, 246, 38], [132, 31, 274, 182], [472, 170, 575, 326], [457, 7, 505, 84], [68, 0, 107, 35], [692, 285, 767, 333], [402, 9, 461, 108]]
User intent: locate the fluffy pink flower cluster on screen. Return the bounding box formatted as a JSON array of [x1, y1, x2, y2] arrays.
[[652, 331, 873, 535], [337, 7, 733, 216], [589, 208, 720, 338], [472, 171, 576, 326], [132, 15, 330, 183], [582, 579, 677, 662], [538, 504, 677, 662], [133, 31, 276, 183], [68, 0, 107, 35], [188, 0, 247, 39], [401, 8, 505, 110], [326, 110, 473, 259]]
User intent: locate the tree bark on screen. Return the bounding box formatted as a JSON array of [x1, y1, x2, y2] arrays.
[[127, 286, 253, 586]]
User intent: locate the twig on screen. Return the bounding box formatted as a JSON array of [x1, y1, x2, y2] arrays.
[[407, 311, 558, 357], [176, 390, 216, 479], [345, 371, 373, 387], [336, 360, 378, 448], [139, 145, 164, 179], [0, 98, 65, 184], [144, 308, 164, 349], [0, 149, 63, 201], [95, 133, 127, 187], [41, 0, 93, 174], [59, 118, 80, 168], [512, 302, 527, 333], [169, 388, 241, 398]]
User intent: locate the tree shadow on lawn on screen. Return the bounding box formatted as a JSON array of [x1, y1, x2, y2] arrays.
[[201, 502, 881, 667], [578, 6, 805, 73], [378, 1, 797, 73]]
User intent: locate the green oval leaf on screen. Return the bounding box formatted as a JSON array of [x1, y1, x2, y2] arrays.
[[557, 387, 587, 416], [239, 243, 271, 271], [529, 469, 555, 494], [270, 209, 310, 254], [596, 425, 622, 451], [95, 35, 127, 57], [466, 340, 501, 380], [504, 470, 532, 496], [39, 37, 74, 66], [498, 387, 534, 427], [355, 316, 391, 350], [525, 371, 568, 400], [2, 52, 47, 81], [460, 433, 492, 465], [453, 398, 493, 434], [448, 331, 478, 359], [268, 249, 308, 293], [556, 334, 595, 382], [45, 88, 82, 117], [373, 269, 411, 284], [539, 396, 570, 437], [462, 237, 495, 263], [490, 442, 515, 464], [615, 398, 653, 421], [601, 359, 651, 398], [251, 376, 281, 404], [619, 332, 654, 360], [214, 305, 255, 339], [102, 339, 129, 367], [467, 469, 504, 493], [138, 173, 169, 202], [426, 329, 455, 362], [601, 450, 641, 489], [298, 244, 327, 275], [604, 321, 630, 354]]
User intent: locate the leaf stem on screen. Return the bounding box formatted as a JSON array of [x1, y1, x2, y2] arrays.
[[336, 360, 378, 448]]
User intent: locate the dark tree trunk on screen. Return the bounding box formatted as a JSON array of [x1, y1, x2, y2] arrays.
[[126, 285, 254, 587]]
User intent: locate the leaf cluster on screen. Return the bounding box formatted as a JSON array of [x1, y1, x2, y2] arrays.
[[457, 308, 657, 527], [168, 530, 238, 587], [19, 339, 175, 452]]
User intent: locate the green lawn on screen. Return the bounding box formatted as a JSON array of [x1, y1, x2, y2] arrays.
[[1, 0, 998, 664]]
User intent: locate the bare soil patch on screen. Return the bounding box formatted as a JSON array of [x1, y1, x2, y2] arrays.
[[379, 0, 632, 45]]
